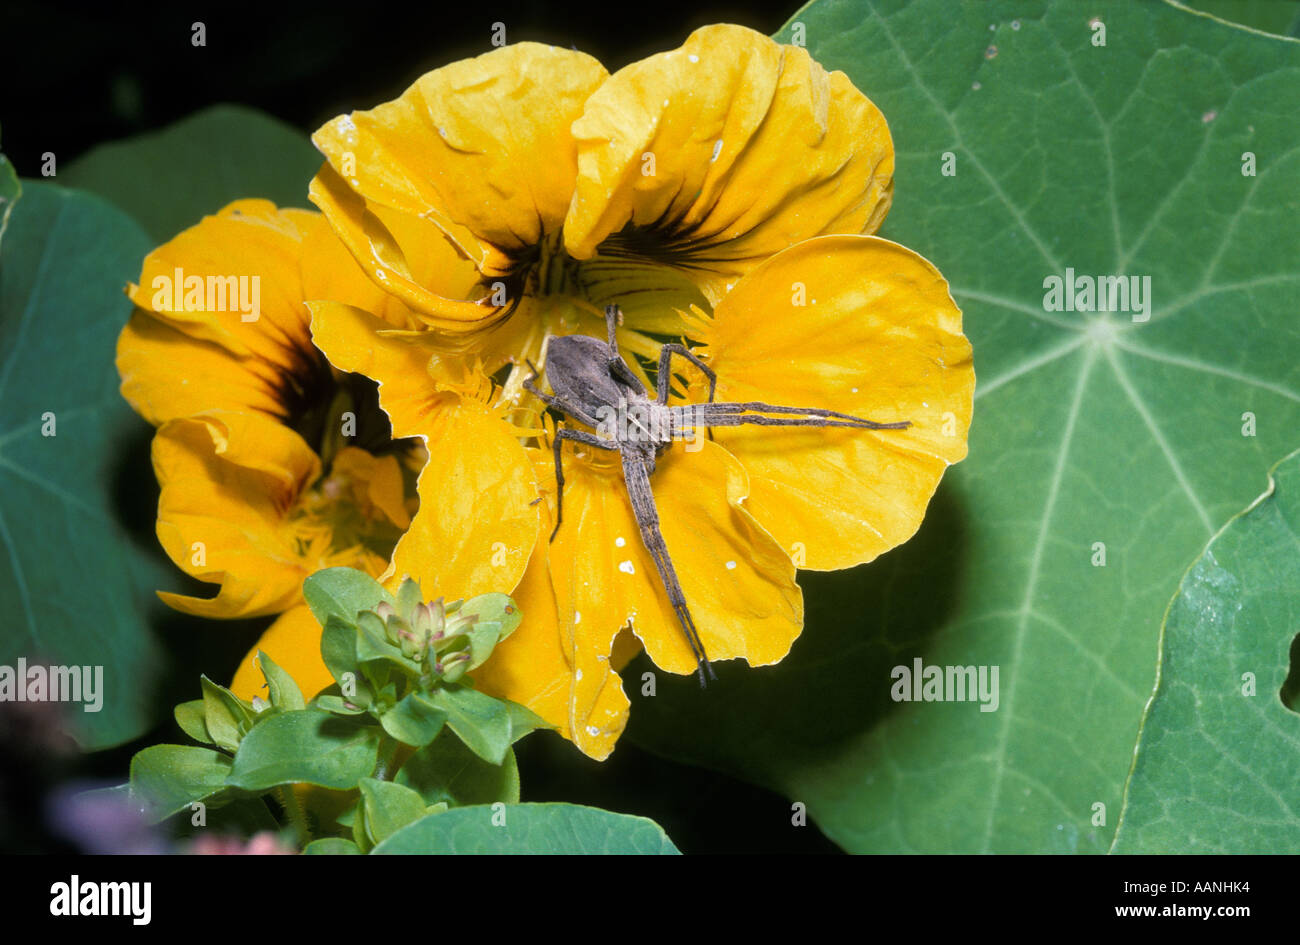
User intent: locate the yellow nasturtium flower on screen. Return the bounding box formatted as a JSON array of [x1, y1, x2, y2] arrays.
[[308, 24, 893, 387], [115, 200, 426, 697], [303, 25, 972, 759]]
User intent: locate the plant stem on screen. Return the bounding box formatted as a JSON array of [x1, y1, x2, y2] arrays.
[[373, 735, 400, 781], [279, 785, 311, 847]]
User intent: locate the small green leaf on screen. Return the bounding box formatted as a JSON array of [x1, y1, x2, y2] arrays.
[[257, 651, 305, 712], [430, 686, 512, 765], [458, 594, 522, 662], [227, 708, 380, 792], [303, 838, 362, 855], [505, 701, 555, 744], [459, 593, 522, 631], [359, 778, 436, 845], [174, 700, 211, 745], [200, 676, 253, 753], [314, 693, 367, 716], [464, 621, 504, 671], [303, 567, 394, 628], [320, 615, 360, 685], [380, 690, 447, 747], [396, 733, 520, 807], [356, 610, 414, 671], [129, 744, 232, 823], [371, 803, 680, 854], [395, 576, 423, 619]]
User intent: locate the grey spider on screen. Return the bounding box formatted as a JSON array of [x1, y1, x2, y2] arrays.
[[525, 304, 910, 684]]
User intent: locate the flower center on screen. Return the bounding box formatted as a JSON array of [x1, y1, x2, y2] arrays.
[[289, 464, 407, 566], [277, 351, 420, 570]]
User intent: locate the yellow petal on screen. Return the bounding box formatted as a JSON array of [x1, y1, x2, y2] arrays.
[[298, 209, 424, 330], [312, 304, 541, 599], [695, 235, 974, 571], [153, 411, 320, 618], [127, 199, 316, 367], [565, 24, 893, 304], [230, 605, 333, 702], [569, 256, 709, 338], [309, 302, 460, 437], [328, 447, 412, 531], [312, 43, 607, 276], [308, 167, 496, 329], [116, 309, 286, 426], [385, 397, 540, 602], [527, 437, 801, 749], [474, 525, 632, 762]]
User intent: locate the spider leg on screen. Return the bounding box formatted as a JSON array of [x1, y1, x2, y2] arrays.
[[680, 400, 910, 430], [621, 452, 715, 686], [549, 428, 617, 542], [671, 413, 911, 434], [602, 305, 646, 396], [656, 342, 717, 442], [604, 304, 622, 350], [655, 344, 716, 405], [522, 370, 562, 411]]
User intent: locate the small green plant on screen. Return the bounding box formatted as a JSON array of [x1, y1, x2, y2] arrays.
[[123, 567, 550, 853]]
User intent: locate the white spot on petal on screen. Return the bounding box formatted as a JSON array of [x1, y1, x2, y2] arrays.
[[574, 611, 582, 625], [619, 560, 635, 575], [711, 140, 723, 162], [575, 669, 583, 681], [615, 536, 626, 548], [688, 54, 699, 63], [725, 560, 737, 570]]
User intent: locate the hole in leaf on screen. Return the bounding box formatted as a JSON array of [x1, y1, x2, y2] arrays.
[[1280, 632, 1300, 714]]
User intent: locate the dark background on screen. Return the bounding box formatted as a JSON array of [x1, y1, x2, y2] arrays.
[[0, 0, 840, 854], [3, 1, 802, 175]]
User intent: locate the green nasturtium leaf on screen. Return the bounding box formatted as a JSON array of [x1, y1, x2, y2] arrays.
[[630, 0, 1300, 853], [129, 744, 232, 822], [62, 104, 321, 242], [1112, 449, 1300, 853], [370, 803, 681, 854], [0, 181, 171, 749], [396, 733, 521, 807], [226, 708, 380, 791], [1178, 0, 1300, 39]]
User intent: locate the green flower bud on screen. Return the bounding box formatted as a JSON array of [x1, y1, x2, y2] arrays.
[[439, 651, 471, 684]]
